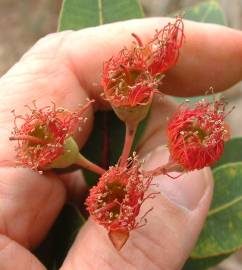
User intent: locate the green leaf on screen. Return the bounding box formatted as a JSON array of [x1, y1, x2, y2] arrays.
[[34, 204, 85, 269], [58, 0, 144, 31], [213, 137, 242, 168], [191, 162, 242, 258], [183, 138, 242, 269], [183, 0, 226, 25], [183, 253, 231, 270]]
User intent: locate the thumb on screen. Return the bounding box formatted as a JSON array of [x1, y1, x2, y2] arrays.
[[61, 147, 213, 270]]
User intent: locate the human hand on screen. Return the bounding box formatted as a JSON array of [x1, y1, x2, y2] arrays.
[[0, 18, 242, 270]]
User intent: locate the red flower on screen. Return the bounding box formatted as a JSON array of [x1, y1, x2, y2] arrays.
[[86, 155, 153, 249], [102, 47, 157, 108], [167, 99, 229, 171], [147, 17, 184, 75], [10, 100, 93, 171], [102, 18, 184, 113]]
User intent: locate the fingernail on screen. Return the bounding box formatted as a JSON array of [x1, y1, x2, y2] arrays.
[[143, 146, 212, 210]]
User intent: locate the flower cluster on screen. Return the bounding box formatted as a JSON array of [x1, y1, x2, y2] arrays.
[[9, 18, 233, 251], [86, 155, 153, 249], [10, 100, 93, 171], [167, 98, 229, 171], [102, 17, 184, 125]]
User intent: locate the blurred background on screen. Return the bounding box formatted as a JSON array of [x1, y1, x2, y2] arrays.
[[0, 0, 241, 269]]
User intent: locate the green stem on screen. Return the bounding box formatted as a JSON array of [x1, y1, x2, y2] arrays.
[[75, 153, 106, 175]]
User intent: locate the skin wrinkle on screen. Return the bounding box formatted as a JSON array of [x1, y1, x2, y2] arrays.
[[116, 248, 139, 270], [0, 235, 12, 255], [132, 230, 182, 270], [22, 31, 72, 63], [0, 197, 18, 241], [0, 168, 65, 249], [0, 33, 72, 100], [81, 248, 117, 270], [71, 253, 93, 270], [0, 178, 19, 198], [75, 223, 136, 270], [135, 229, 161, 250], [33, 174, 65, 248], [129, 240, 161, 270], [0, 189, 30, 246], [28, 175, 56, 249], [1, 55, 60, 84], [96, 256, 121, 270], [7, 206, 32, 248]]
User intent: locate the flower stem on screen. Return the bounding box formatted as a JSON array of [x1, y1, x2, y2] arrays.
[[75, 153, 106, 175], [120, 122, 138, 166], [144, 159, 182, 177]]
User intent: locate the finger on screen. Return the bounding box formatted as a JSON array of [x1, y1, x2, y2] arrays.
[[0, 167, 66, 248], [61, 147, 213, 270], [55, 18, 242, 98], [0, 31, 92, 248], [0, 234, 46, 270], [1, 18, 242, 160], [59, 170, 88, 205]]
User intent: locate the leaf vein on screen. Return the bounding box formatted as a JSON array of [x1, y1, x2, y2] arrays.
[[98, 0, 104, 25], [208, 195, 242, 216]]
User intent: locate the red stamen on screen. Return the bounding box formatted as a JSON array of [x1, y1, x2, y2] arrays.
[[120, 64, 131, 84], [9, 135, 47, 145], [131, 33, 144, 47]]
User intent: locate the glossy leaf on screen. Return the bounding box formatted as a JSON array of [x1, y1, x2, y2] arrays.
[[183, 253, 231, 270], [183, 0, 226, 25], [58, 0, 143, 31], [191, 162, 242, 258], [213, 137, 242, 168], [183, 130, 242, 269]]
